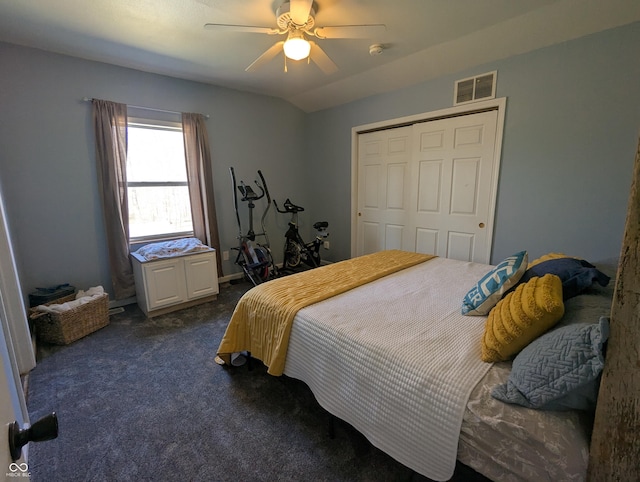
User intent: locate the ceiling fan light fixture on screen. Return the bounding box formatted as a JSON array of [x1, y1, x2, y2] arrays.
[[283, 30, 310, 61]]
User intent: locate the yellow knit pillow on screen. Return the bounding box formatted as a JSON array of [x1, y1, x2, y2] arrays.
[[481, 274, 565, 363]]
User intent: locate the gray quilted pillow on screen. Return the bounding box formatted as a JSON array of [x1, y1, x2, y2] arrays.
[[491, 317, 609, 411]]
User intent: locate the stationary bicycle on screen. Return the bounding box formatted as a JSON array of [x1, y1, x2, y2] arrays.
[[274, 198, 329, 270], [230, 167, 278, 286]]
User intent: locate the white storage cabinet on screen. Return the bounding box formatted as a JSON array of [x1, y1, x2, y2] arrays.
[[131, 250, 219, 317]]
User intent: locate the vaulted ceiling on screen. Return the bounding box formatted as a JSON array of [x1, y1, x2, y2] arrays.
[[0, 0, 638, 112]]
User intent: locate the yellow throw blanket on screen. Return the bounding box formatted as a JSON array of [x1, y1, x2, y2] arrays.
[[217, 249, 435, 375]]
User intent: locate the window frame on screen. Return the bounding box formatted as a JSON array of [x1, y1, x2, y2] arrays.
[[126, 116, 194, 244]]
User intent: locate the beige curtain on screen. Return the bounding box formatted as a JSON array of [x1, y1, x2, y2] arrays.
[[92, 99, 136, 299], [182, 113, 223, 277]]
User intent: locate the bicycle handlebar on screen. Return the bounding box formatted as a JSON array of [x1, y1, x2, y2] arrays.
[[257, 170, 271, 204], [257, 170, 272, 240]]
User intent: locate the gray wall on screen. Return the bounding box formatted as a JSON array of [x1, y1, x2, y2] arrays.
[[305, 21, 640, 265], [1, 21, 639, 301], [0, 43, 306, 297]]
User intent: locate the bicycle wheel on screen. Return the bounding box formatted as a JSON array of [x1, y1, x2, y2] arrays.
[[284, 239, 302, 268], [253, 246, 272, 281]]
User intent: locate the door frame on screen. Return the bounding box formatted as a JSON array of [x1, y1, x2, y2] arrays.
[[350, 97, 507, 262]]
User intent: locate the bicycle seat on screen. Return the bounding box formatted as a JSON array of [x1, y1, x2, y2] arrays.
[[314, 221, 329, 230], [283, 198, 304, 213]]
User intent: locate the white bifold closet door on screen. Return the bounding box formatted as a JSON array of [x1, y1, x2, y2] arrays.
[[356, 110, 499, 263]]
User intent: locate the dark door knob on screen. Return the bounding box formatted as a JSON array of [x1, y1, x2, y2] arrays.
[[9, 412, 58, 461]]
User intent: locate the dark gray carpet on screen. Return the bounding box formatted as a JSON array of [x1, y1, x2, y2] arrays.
[[27, 281, 490, 482]]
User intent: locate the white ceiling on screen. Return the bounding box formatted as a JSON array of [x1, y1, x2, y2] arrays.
[[0, 0, 638, 112]]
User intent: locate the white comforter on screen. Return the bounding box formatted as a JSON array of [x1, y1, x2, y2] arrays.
[[283, 257, 494, 481]]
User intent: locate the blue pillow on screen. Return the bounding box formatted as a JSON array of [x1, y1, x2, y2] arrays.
[[491, 317, 609, 411], [518, 257, 610, 299], [461, 251, 528, 315]]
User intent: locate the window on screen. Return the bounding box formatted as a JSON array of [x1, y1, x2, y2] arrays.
[[126, 116, 193, 242]]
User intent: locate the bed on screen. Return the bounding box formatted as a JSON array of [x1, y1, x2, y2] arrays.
[[217, 249, 615, 481]]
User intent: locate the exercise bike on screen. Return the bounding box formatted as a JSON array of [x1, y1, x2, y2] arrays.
[[230, 167, 278, 286], [273, 198, 329, 271]]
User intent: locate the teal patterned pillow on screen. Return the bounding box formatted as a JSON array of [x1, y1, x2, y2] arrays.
[[461, 251, 528, 315], [491, 317, 609, 411]]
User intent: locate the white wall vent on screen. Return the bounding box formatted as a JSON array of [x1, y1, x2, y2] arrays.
[[454, 71, 497, 106]]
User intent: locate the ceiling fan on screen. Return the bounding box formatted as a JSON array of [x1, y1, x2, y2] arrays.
[[204, 0, 386, 74]]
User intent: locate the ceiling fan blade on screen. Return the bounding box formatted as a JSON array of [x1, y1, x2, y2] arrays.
[[245, 41, 285, 72], [314, 24, 386, 39], [309, 41, 338, 75], [204, 23, 279, 35], [290, 0, 314, 25]]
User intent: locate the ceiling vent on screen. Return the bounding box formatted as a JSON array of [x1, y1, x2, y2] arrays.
[[454, 71, 497, 106]]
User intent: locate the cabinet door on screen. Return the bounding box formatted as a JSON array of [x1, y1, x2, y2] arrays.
[[144, 259, 187, 310], [184, 252, 219, 300]]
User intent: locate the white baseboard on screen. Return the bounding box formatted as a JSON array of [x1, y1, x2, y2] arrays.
[[218, 272, 245, 284], [108, 296, 137, 308]]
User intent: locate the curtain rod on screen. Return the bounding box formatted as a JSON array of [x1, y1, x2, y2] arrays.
[[82, 97, 209, 119]]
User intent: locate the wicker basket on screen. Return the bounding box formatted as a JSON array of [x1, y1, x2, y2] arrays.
[[29, 293, 110, 345]]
